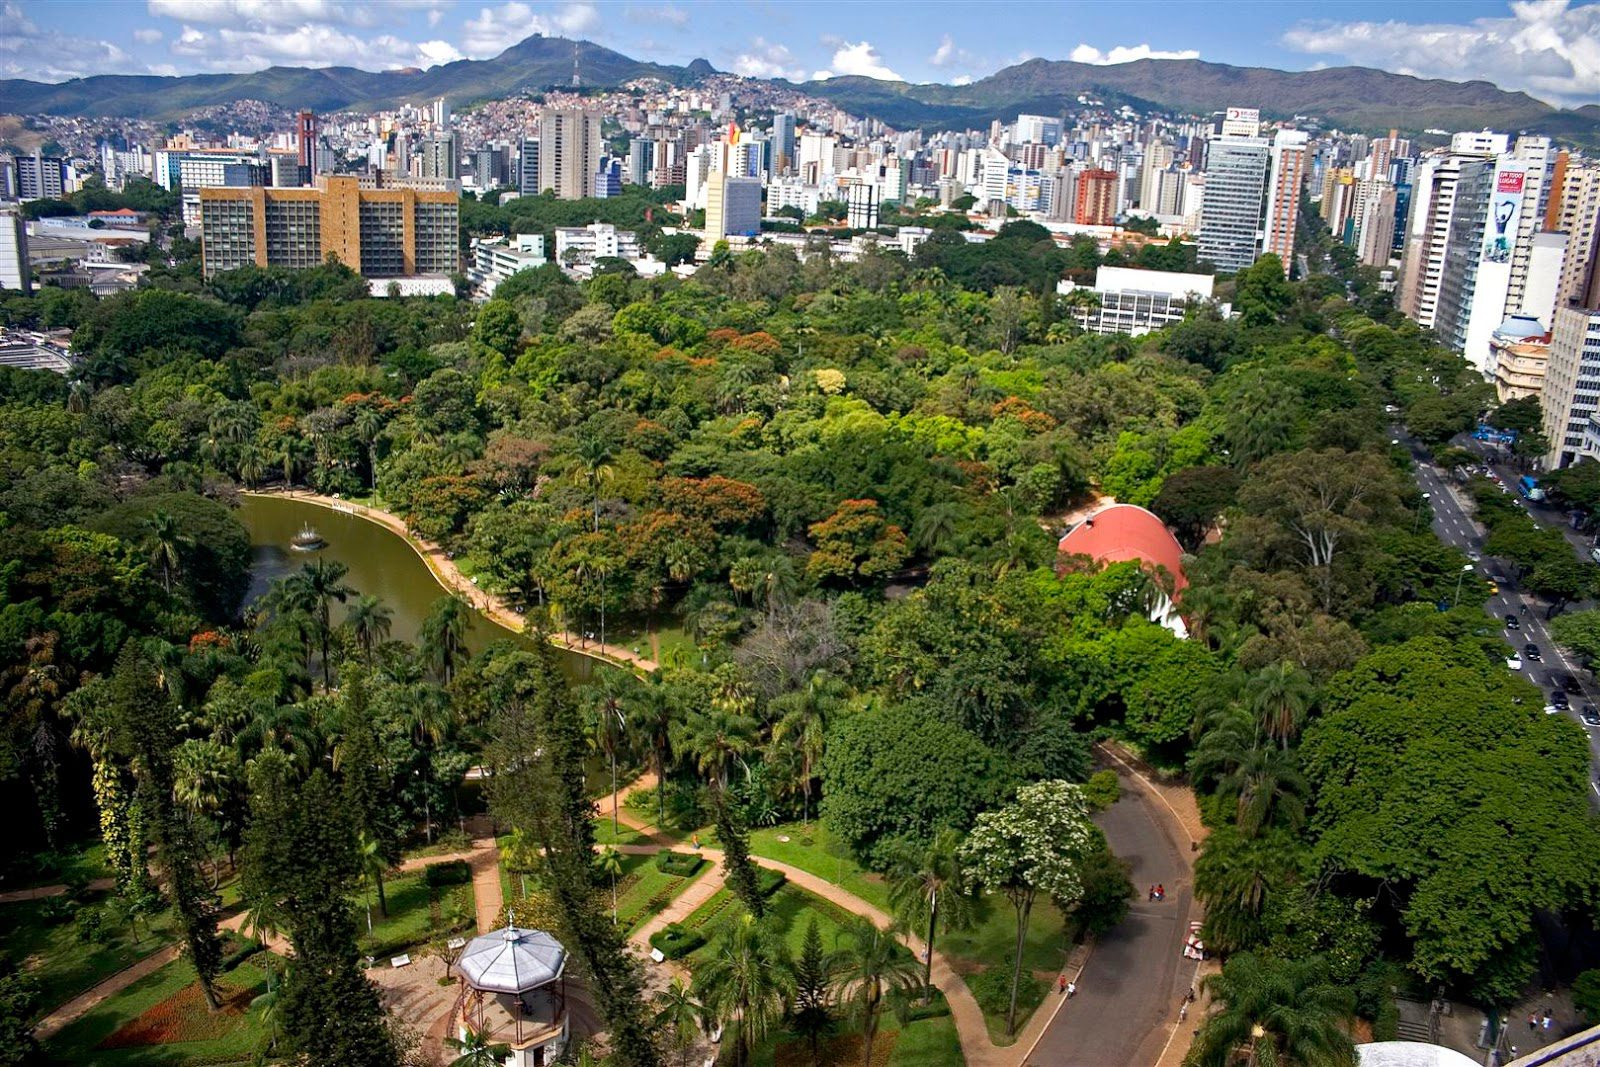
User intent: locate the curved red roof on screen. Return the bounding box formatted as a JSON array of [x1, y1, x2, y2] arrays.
[[1056, 503, 1187, 594]]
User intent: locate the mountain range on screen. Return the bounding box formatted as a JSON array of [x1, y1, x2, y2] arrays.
[[2, 34, 1597, 145]]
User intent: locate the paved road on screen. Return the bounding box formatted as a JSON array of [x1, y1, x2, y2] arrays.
[[1027, 774, 1193, 1066], [1401, 432, 1600, 802]]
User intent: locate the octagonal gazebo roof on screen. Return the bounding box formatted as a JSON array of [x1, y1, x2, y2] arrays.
[[457, 925, 566, 995]]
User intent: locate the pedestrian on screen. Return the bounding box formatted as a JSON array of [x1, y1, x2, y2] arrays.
[[1542, 1012, 1552, 1031], [1148, 885, 1156, 902], [1067, 981, 1076, 998], [1186, 986, 1196, 1003], [1179, 1002, 1188, 1021], [1059, 974, 1068, 996], [1530, 1013, 1538, 1031], [1157, 883, 1166, 901]]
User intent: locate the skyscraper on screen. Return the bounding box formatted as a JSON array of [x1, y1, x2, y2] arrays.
[[419, 134, 458, 181], [519, 138, 540, 196], [12, 151, 71, 202], [297, 110, 318, 174], [538, 110, 603, 200], [705, 174, 762, 240], [1396, 133, 1507, 328], [627, 138, 653, 186], [772, 113, 796, 175], [1073, 169, 1118, 226], [1539, 305, 1600, 466], [1262, 129, 1308, 273], [1197, 132, 1269, 273]]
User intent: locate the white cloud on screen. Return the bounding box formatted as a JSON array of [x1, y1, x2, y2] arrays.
[[133, 27, 164, 44], [147, 0, 361, 28], [416, 38, 464, 65], [1282, 0, 1600, 109], [732, 37, 804, 81], [626, 4, 688, 27], [951, 74, 972, 86], [460, 2, 597, 58], [168, 20, 452, 71], [0, 2, 149, 81], [1069, 42, 1200, 65], [813, 39, 901, 81]]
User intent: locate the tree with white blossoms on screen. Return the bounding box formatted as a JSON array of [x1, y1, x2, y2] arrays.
[[959, 780, 1096, 1035]]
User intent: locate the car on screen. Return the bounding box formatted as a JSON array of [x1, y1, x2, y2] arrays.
[[1488, 582, 1500, 595], [1525, 643, 1542, 662], [1506, 614, 1520, 630], [1582, 704, 1600, 726], [1467, 551, 1481, 562], [1551, 690, 1570, 711], [1555, 673, 1578, 692], [1507, 655, 1523, 670]]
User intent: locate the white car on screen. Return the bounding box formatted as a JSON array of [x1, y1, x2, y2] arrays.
[[1506, 655, 1523, 670]]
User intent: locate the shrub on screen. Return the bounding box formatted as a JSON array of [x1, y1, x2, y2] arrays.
[[756, 867, 786, 897], [1083, 770, 1121, 811], [38, 895, 78, 925], [423, 860, 472, 888], [74, 906, 109, 944], [969, 967, 1043, 1020], [221, 939, 264, 971], [904, 996, 952, 1021], [654, 851, 705, 877], [649, 923, 706, 960]]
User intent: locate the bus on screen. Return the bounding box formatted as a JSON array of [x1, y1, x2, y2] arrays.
[[1519, 475, 1546, 502]]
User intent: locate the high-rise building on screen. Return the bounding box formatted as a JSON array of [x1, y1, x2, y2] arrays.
[[538, 110, 602, 200], [772, 113, 796, 175], [199, 175, 459, 280], [705, 173, 762, 240], [1357, 185, 1399, 268], [1139, 141, 1173, 212], [1396, 134, 1507, 327], [1262, 130, 1308, 272], [846, 181, 879, 229], [475, 146, 507, 189], [627, 138, 652, 186], [13, 151, 71, 202], [0, 206, 29, 294], [431, 98, 450, 130], [1540, 305, 1600, 466], [1015, 114, 1062, 146], [297, 110, 317, 173], [1549, 158, 1600, 311], [1434, 159, 1530, 371], [594, 157, 622, 198], [519, 138, 541, 196], [419, 134, 458, 181], [1197, 132, 1269, 273], [1073, 168, 1118, 226]]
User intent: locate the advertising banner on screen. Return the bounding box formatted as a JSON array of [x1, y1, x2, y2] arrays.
[[1482, 165, 1525, 264]]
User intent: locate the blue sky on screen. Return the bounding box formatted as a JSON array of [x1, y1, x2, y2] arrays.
[[3, 0, 1598, 108]]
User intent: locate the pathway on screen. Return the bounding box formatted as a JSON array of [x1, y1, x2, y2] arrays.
[[0, 877, 114, 904], [245, 489, 659, 675], [32, 944, 180, 1041], [1023, 745, 1209, 1067]]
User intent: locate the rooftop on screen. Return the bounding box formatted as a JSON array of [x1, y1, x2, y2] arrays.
[[1057, 503, 1188, 595]]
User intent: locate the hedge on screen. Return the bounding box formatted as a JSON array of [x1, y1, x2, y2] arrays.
[[423, 860, 472, 888], [649, 923, 706, 960], [654, 851, 705, 877]]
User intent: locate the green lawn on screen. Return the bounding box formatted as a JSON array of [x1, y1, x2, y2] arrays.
[[591, 816, 671, 847], [889, 1013, 966, 1066], [749, 822, 892, 912], [44, 954, 273, 1066], [1, 895, 178, 1019], [612, 852, 708, 934], [747, 1003, 963, 1067], [355, 869, 472, 958], [683, 883, 869, 967], [1, 842, 114, 892]]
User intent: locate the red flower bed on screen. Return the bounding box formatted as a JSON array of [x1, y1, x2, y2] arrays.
[[100, 977, 254, 1048]]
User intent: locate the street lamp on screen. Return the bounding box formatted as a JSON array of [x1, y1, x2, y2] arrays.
[[1454, 563, 1475, 606]]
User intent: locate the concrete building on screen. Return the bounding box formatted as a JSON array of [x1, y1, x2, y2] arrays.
[[297, 110, 317, 174], [1357, 184, 1399, 267], [518, 138, 540, 197], [772, 113, 796, 174], [1057, 266, 1225, 336], [1489, 314, 1550, 401], [1540, 305, 1600, 467], [1397, 133, 1507, 328], [1197, 133, 1269, 273], [1016, 113, 1063, 146], [705, 173, 762, 241], [627, 138, 652, 186], [538, 110, 602, 200], [553, 222, 640, 267], [1549, 158, 1600, 311], [1073, 169, 1117, 226], [1262, 129, 1308, 272], [846, 181, 879, 229], [419, 134, 459, 181], [12, 152, 73, 202], [1433, 157, 1523, 371], [469, 233, 547, 295], [0, 207, 29, 293], [198, 175, 459, 280]]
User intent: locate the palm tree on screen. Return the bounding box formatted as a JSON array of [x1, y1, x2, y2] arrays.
[[674, 704, 758, 790], [144, 510, 192, 596], [1244, 661, 1315, 750], [573, 435, 615, 533], [1190, 707, 1307, 837], [653, 977, 708, 1067], [1192, 952, 1356, 1067], [353, 405, 386, 491], [421, 595, 471, 684], [275, 434, 311, 488], [697, 916, 793, 1067], [911, 501, 964, 557], [769, 672, 845, 826], [630, 671, 679, 827], [596, 846, 623, 923], [344, 594, 393, 666], [1193, 826, 1296, 953], [444, 1026, 512, 1067], [828, 917, 921, 1067], [588, 678, 631, 835], [888, 828, 974, 998], [300, 558, 353, 690], [400, 681, 453, 843], [357, 830, 389, 927]]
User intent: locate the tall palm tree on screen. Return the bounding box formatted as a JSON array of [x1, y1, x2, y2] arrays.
[[629, 671, 679, 827], [674, 704, 758, 790], [911, 501, 963, 558], [444, 1026, 512, 1067], [588, 677, 631, 834], [1191, 708, 1308, 837], [344, 594, 393, 666], [573, 435, 615, 533], [1192, 952, 1356, 1067], [888, 828, 975, 998], [357, 831, 386, 931], [145, 510, 192, 596], [300, 558, 353, 691], [653, 977, 708, 1067], [596, 846, 623, 923], [353, 405, 386, 491], [697, 916, 793, 1067], [828, 917, 921, 1067], [769, 672, 845, 826], [275, 434, 311, 488], [421, 595, 471, 685], [1244, 661, 1316, 750], [1192, 826, 1296, 953], [400, 680, 453, 842]]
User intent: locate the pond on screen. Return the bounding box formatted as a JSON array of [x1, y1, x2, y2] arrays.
[[237, 494, 601, 684]]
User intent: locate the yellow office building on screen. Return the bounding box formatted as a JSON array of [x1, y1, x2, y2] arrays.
[[199, 175, 458, 279]]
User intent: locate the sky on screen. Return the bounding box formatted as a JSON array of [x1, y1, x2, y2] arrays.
[[2, 0, 1598, 109]]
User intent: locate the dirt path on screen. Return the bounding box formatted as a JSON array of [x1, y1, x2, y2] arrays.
[[244, 489, 659, 675], [32, 944, 180, 1041], [0, 877, 114, 904]]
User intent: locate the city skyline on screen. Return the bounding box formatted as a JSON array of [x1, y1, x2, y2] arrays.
[[3, 0, 1599, 109]]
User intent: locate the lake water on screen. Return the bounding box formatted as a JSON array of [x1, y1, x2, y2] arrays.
[[238, 494, 599, 684]]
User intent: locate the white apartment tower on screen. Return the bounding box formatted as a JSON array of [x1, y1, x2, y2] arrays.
[[1263, 130, 1309, 273]]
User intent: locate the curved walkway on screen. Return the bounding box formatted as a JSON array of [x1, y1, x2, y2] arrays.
[[243, 489, 659, 675]]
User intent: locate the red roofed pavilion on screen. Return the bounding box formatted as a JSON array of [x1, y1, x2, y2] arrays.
[[1057, 503, 1188, 637]]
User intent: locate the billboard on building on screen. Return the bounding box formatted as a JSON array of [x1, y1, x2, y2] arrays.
[[1482, 165, 1525, 265]]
